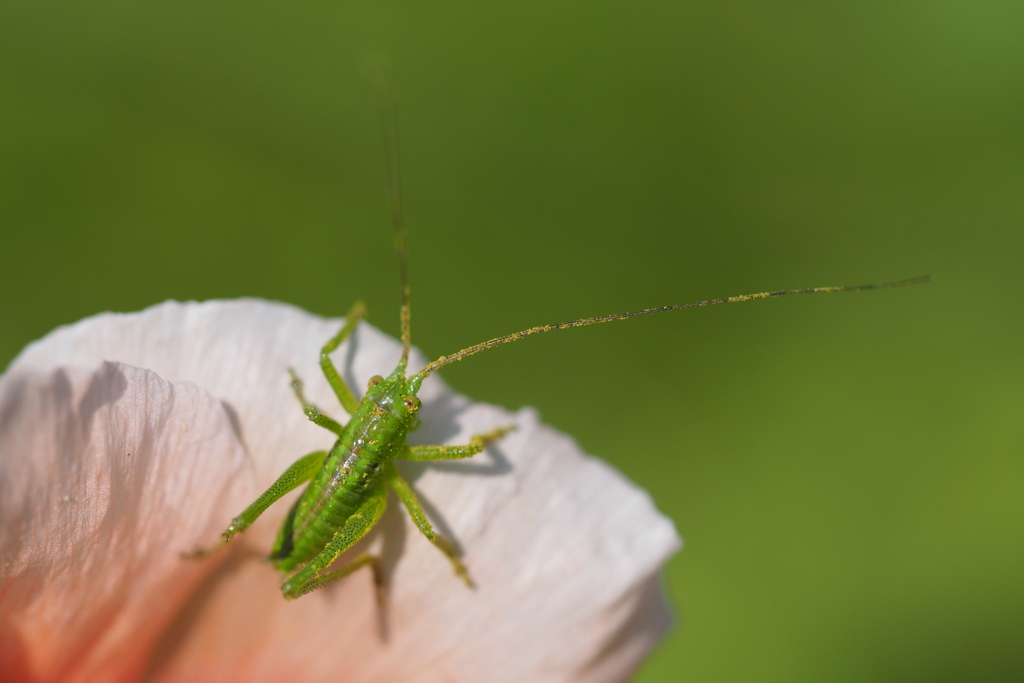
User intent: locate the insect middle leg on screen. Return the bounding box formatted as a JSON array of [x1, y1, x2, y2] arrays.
[[401, 425, 515, 462], [182, 449, 328, 558], [280, 483, 388, 600]]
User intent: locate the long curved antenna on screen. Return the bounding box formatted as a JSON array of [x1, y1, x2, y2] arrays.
[[411, 275, 929, 383], [367, 58, 412, 367]]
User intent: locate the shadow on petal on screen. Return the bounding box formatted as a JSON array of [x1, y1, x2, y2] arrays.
[[0, 362, 254, 683]]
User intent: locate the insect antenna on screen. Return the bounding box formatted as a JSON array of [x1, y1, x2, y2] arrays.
[[370, 60, 412, 367], [411, 275, 930, 384]]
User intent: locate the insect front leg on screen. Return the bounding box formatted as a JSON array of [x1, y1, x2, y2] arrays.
[[288, 368, 345, 436], [385, 462, 474, 587], [401, 424, 515, 462], [319, 300, 366, 415], [280, 483, 388, 600], [182, 449, 328, 559]]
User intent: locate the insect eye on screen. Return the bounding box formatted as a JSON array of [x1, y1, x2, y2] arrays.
[[367, 375, 384, 389], [403, 396, 421, 414]]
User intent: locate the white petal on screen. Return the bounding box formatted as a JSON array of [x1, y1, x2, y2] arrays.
[[4, 299, 681, 682]]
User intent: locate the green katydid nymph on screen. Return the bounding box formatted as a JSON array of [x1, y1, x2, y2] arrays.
[[185, 106, 928, 602]]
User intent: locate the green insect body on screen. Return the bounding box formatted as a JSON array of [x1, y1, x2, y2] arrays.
[[186, 100, 927, 601], [189, 299, 513, 601], [271, 369, 419, 575]]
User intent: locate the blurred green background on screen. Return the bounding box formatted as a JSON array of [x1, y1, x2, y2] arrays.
[[2, 1, 1021, 680]]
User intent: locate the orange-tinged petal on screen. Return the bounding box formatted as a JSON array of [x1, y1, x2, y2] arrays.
[[0, 362, 253, 683], [2, 300, 680, 682]]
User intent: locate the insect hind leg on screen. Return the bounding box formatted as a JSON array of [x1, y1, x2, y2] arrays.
[[286, 552, 385, 606], [280, 483, 388, 600]]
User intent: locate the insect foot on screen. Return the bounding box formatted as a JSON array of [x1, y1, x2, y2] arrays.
[[471, 424, 517, 450], [178, 538, 227, 560]]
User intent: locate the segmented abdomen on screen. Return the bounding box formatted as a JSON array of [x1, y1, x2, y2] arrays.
[[274, 399, 406, 571]]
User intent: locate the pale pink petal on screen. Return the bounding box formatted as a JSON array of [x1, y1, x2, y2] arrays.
[[2, 299, 680, 682], [0, 362, 254, 683]]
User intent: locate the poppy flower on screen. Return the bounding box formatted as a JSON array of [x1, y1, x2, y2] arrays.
[[0, 299, 680, 682]]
